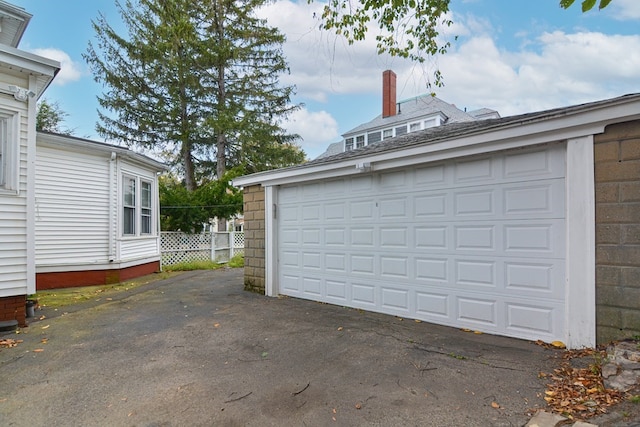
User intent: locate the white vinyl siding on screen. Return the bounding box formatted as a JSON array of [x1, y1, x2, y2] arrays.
[[35, 139, 162, 271], [0, 96, 29, 297], [35, 145, 111, 265]]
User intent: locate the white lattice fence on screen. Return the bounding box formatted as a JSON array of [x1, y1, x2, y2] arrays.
[[161, 231, 244, 266]]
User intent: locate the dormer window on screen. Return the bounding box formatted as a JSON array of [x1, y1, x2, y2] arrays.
[[409, 122, 421, 132], [345, 137, 354, 151]]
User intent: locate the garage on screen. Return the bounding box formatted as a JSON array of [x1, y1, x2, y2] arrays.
[[277, 144, 566, 342], [233, 95, 640, 348]]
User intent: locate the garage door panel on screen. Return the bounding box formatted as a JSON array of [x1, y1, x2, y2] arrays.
[[380, 170, 408, 188], [352, 282, 376, 306], [278, 145, 567, 343], [457, 297, 498, 326], [380, 256, 409, 278], [415, 194, 448, 217], [455, 259, 496, 287], [350, 254, 375, 275], [324, 228, 345, 246], [504, 298, 565, 340], [325, 253, 346, 272], [416, 291, 450, 317], [380, 227, 408, 248], [281, 274, 300, 293], [379, 197, 409, 218], [324, 202, 346, 221], [381, 286, 411, 312], [504, 259, 565, 299], [351, 200, 375, 220], [415, 163, 447, 187], [454, 157, 495, 183], [455, 190, 496, 216], [415, 257, 449, 282], [454, 225, 496, 250]]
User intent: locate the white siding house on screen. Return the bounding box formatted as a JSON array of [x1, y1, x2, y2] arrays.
[[0, 2, 59, 326], [35, 132, 167, 289]]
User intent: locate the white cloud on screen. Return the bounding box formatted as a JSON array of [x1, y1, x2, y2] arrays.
[[422, 29, 640, 117], [613, 0, 640, 20], [29, 48, 83, 86], [284, 107, 340, 158]]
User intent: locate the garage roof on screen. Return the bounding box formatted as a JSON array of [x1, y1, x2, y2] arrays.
[[233, 93, 640, 187]]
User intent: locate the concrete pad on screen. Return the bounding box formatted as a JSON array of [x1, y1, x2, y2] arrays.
[[0, 269, 570, 425]]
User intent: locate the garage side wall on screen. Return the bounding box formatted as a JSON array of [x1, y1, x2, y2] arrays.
[[243, 185, 266, 293], [594, 119, 640, 343]]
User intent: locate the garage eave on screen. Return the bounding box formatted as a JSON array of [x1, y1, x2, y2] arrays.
[[232, 93, 640, 188]]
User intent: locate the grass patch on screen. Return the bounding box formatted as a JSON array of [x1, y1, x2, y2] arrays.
[[162, 260, 225, 272], [31, 271, 177, 309], [228, 253, 244, 268]]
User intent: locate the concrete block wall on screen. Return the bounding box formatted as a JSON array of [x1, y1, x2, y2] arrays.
[[242, 185, 266, 293], [594, 119, 640, 343], [0, 295, 26, 327]]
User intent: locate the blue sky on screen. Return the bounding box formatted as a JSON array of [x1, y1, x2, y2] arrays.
[[12, 0, 640, 159]]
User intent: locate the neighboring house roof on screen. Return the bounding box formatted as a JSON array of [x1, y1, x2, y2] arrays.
[[0, 1, 31, 48], [468, 107, 500, 120], [37, 131, 169, 172], [344, 94, 478, 136], [314, 141, 343, 160], [234, 93, 640, 187]]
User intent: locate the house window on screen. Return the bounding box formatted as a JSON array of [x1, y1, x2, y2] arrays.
[[141, 180, 152, 234], [123, 177, 136, 235], [368, 131, 381, 144], [382, 129, 393, 139], [424, 118, 437, 129], [0, 109, 19, 193], [409, 122, 421, 132], [345, 137, 354, 151], [356, 135, 365, 148], [123, 175, 155, 237], [395, 125, 407, 136]]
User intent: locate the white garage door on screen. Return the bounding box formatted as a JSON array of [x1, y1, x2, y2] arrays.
[[277, 144, 566, 342]]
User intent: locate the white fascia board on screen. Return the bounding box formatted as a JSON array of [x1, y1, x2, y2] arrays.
[[0, 45, 60, 98], [233, 97, 640, 188], [37, 132, 169, 173], [0, 45, 60, 75]]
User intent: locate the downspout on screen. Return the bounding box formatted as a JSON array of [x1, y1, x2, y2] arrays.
[[108, 152, 116, 262]]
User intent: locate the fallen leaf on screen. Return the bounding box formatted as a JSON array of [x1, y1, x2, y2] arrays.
[[491, 402, 500, 409], [214, 323, 220, 328], [355, 402, 362, 409], [414, 319, 422, 323], [337, 327, 343, 331], [40, 338, 48, 344], [551, 341, 566, 349], [332, 408, 337, 414], [461, 328, 472, 332], [33, 349, 44, 353], [473, 330, 483, 335], [41, 325, 50, 330]]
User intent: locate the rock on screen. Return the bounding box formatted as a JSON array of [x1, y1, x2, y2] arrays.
[[601, 363, 618, 378], [525, 410, 567, 427], [604, 369, 640, 392]]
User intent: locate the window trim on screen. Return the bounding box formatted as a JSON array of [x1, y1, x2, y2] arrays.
[[121, 174, 156, 238], [0, 109, 20, 195]]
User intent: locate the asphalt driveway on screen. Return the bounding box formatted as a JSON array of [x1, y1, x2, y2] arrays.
[[1, 268, 565, 426]]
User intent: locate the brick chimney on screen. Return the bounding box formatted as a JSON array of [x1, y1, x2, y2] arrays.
[[382, 70, 397, 118]]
